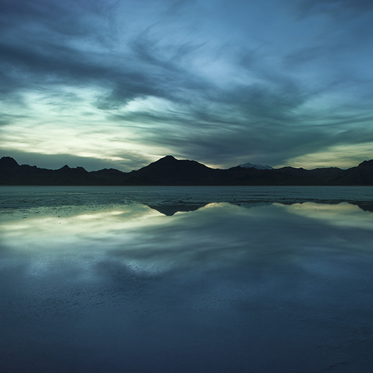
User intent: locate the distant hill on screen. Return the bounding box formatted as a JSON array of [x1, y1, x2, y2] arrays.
[[1, 155, 373, 185]]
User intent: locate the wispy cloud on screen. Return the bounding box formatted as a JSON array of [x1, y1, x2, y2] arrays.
[[0, 0, 372, 170]]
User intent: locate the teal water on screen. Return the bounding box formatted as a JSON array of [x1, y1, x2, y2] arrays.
[[1, 186, 373, 372]]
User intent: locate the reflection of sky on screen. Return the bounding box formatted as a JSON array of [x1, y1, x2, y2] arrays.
[[2, 201, 373, 372], [1, 206, 163, 244], [1, 201, 373, 274], [279, 201, 373, 230]]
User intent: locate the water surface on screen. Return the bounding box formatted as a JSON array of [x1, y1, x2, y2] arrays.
[[1, 186, 373, 372]]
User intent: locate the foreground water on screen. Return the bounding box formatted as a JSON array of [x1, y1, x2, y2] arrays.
[[1, 186, 373, 372]]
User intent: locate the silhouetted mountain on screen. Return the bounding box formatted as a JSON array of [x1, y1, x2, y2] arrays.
[[0, 159, 103, 185], [90, 168, 130, 185], [328, 160, 373, 185], [0, 156, 19, 169], [1, 155, 373, 185], [129, 155, 221, 185]]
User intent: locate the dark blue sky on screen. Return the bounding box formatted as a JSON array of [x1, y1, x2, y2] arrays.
[[1, 0, 372, 171]]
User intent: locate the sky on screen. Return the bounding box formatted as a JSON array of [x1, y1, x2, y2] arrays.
[[0, 0, 373, 171]]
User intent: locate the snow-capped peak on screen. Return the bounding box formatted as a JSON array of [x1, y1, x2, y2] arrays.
[[239, 162, 273, 170]]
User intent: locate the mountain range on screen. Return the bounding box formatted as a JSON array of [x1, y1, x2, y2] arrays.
[[1, 155, 373, 186]]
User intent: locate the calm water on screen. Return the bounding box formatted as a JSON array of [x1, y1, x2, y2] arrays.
[[1, 186, 373, 372]]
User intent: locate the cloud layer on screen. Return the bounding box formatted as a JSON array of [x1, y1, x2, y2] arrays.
[[0, 0, 372, 170]]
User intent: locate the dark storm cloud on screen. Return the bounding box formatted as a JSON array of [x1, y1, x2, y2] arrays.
[[0, 41, 102, 83], [0, 0, 112, 92], [1, 11, 215, 139], [0, 0, 118, 36], [0, 0, 207, 104]]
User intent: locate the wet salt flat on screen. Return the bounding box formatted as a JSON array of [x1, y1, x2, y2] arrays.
[[1, 186, 373, 372]]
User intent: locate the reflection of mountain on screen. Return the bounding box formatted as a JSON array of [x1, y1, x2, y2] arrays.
[[220, 201, 373, 214], [354, 202, 373, 213], [150, 201, 373, 216], [1, 155, 373, 185], [146, 203, 208, 216], [146, 200, 373, 215]]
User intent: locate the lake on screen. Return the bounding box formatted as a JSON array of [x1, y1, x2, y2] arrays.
[[1, 186, 373, 372]]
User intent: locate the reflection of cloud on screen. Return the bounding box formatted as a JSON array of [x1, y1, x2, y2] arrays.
[[2, 200, 373, 372], [280, 202, 373, 230], [0, 206, 165, 251], [1, 201, 373, 278]]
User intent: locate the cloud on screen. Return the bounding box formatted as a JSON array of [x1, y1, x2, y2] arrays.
[[0, 148, 147, 171], [0, 0, 211, 111], [0, 113, 28, 127], [0, 0, 372, 170]]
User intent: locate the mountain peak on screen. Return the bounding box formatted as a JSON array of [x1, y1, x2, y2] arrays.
[[0, 156, 19, 168], [150, 155, 179, 166], [160, 155, 177, 161]]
